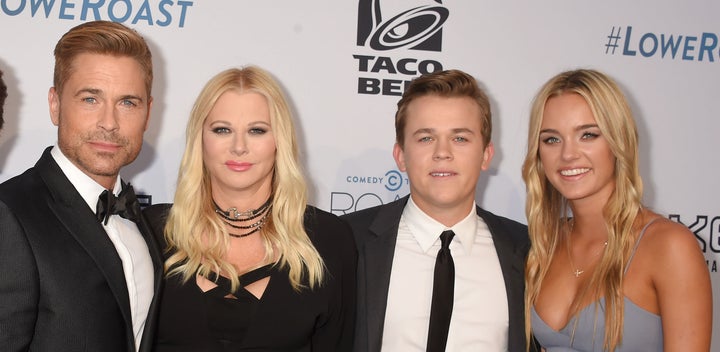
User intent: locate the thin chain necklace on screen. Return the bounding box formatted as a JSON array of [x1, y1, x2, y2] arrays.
[[566, 220, 608, 278], [213, 197, 272, 238]]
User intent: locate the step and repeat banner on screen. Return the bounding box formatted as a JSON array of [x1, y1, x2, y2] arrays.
[[1, 0, 718, 346]]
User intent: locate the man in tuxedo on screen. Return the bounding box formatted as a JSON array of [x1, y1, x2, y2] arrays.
[[0, 21, 162, 352], [342, 69, 532, 352]]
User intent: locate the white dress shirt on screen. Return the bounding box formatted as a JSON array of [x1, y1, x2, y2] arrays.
[[51, 146, 154, 351], [381, 196, 509, 351]]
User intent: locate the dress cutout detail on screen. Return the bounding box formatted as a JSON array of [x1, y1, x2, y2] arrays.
[[147, 205, 357, 352]]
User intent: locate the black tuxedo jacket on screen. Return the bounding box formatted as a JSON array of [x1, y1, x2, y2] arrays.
[[0, 147, 163, 352], [341, 196, 531, 352]]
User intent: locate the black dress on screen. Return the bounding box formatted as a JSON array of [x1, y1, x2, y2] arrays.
[[144, 204, 357, 352]]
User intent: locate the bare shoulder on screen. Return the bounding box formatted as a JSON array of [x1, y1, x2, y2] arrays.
[[641, 215, 701, 257], [638, 212, 707, 278], [638, 213, 712, 349]]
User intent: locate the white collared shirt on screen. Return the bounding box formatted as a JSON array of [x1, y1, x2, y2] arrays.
[[51, 146, 154, 351], [381, 196, 509, 351]]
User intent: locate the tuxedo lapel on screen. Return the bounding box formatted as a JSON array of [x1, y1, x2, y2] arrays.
[[135, 213, 163, 286], [362, 196, 409, 350], [477, 206, 528, 351], [135, 209, 164, 352], [479, 207, 525, 278], [124, 181, 163, 282], [35, 149, 133, 331]]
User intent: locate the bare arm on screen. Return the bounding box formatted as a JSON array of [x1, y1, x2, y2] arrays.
[[652, 221, 712, 351]]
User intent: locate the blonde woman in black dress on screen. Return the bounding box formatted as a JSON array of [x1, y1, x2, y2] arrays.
[[146, 66, 356, 351]]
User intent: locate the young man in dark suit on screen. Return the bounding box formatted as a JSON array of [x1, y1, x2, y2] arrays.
[[342, 69, 532, 352], [0, 21, 162, 352]]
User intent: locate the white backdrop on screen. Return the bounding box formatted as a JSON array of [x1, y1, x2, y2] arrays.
[[1, 0, 719, 348]]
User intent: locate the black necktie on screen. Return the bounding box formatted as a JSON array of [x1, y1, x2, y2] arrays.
[[427, 230, 455, 352], [96, 184, 141, 225]]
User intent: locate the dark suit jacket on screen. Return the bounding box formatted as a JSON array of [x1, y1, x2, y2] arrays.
[[0, 147, 163, 352], [342, 195, 531, 352]]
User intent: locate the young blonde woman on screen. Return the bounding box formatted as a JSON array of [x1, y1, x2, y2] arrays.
[[523, 69, 711, 351], [145, 66, 356, 351]]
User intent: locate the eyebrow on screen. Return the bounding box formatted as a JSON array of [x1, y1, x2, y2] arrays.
[[412, 127, 475, 135], [539, 124, 599, 134], [121, 94, 145, 103], [74, 88, 102, 97], [74, 88, 145, 103], [208, 120, 271, 126]]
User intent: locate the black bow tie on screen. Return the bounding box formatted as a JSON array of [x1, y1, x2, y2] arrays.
[[96, 184, 141, 225]]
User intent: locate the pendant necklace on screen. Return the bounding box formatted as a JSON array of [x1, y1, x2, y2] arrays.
[[566, 221, 608, 278]]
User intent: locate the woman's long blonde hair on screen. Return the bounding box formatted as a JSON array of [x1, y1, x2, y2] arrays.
[[523, 69, 643, 351], [164, 66, 324, 292]]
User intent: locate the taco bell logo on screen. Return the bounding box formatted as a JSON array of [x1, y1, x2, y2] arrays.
[[357, 0, 449, 51], [354, 0, 448, 96]]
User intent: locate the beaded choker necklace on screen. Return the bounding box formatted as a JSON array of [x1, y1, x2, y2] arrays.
[[213, 197, 272, 238]]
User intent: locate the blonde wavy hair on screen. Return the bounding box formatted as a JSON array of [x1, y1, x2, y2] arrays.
[[522, 69, 643, 351], [164, 66, 324, 292]]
